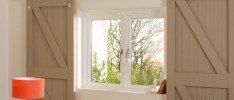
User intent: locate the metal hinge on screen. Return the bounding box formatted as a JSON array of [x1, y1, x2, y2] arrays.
[[27, 4, 31, 10], [68, 0, 72, 7]]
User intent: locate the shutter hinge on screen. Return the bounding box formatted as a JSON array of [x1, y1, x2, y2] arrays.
[[68, 0, 72, 7], [27, 5, 31, 10]]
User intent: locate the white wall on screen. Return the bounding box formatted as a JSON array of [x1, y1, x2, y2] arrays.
[[0, 0, 165, 99], [0, 0, 9, 99], [76, 0, 166, 100], [77, 0, 166, 10], [8, 0, 26, 99], [0, 0, 26, 99], [8, 0, 26, 77]]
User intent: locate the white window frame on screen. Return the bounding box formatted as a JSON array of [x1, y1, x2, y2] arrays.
[[80, 8, 166, 92]]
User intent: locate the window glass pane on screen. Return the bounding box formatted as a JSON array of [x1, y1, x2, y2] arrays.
[[91, 20, 121, 84], [131, 18, 165, 86]]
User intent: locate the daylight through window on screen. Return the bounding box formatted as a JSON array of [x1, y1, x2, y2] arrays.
[[80, 10, 165, 92]]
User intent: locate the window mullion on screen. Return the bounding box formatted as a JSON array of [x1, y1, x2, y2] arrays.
[[126, 16, 132, 88], [121, 16, 132, 89], [119, 16, 127, 89]]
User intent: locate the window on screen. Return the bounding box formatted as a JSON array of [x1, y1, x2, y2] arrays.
[[91, 20, 121, 84], [131, 18, 164, 86], [80, 9, 165, 92]]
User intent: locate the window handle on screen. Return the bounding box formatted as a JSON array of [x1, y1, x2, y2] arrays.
[[121, 49, 123, 55], [126, 49, 131, 63]]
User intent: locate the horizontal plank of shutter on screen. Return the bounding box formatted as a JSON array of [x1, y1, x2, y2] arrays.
[[32, 0, 67, 7], [175, 73, 228, 88], [175, 0, 228, 75], [27, 67, 70, 79]]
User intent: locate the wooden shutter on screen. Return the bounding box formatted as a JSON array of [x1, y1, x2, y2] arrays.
[[26, 0, 74, 100], [167, 0, 234, 100]]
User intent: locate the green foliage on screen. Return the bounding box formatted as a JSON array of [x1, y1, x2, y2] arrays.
[[92, 20, 121, 84], [131, 19, 165, 85], [131, 61, 164, 85], [91, 52, 106, 83], [91, 19, 165, 86]]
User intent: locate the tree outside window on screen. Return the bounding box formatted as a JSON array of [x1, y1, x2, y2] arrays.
[[91, 19, 165, 86]]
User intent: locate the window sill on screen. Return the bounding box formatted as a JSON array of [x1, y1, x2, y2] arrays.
[[77, 88, 167, 100]]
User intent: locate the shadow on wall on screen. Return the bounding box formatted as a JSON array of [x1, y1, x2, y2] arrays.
[[8, 0, 27, 99]]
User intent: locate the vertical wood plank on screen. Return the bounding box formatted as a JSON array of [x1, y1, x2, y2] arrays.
[[197, 0, 206, 74], [66, 0, 74, 99], [175, 4, 182, 72], [197, 0, 206, 99], [213, 0, 222, 61], [188, 0, 198, 99], [188, 87, 197, 100], [229, 0, 234, 99], [175, 3, 182, 100], [33, 11, 39, 67], [167, 0, 176, 99], [58, 7, 67, 59], [205, 0, 215, 99], [221, 0, 228, 69], [176, 88, 182, 100], [181, 15, 190, 73], [214, 89, 228, 100], [52, 80, 60, 100], [42, 7, 49, 67], [205, 0, 215, 74], [26, 0, 34, 71], [197, 87, 205, 100], [176, 86, 193, 100], [46, 79, 53, 100], [213, 0, 225, 99], [188, 0, 198, 73], [205, 88, 214, 100], [58, 80, 63, 100]]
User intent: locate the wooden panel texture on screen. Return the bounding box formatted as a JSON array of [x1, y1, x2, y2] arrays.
[[27, 0, 74, 100], [168, 0, 231, 99]]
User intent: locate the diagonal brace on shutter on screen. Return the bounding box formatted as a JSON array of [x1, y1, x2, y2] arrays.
[[31, 4, 67, 68], [175, 0, 228, 75], [176, 86, 193, 100]]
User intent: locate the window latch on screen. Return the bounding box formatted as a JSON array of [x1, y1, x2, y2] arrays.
[[120, 49, 123, 55], [126, 49, 131, 63]]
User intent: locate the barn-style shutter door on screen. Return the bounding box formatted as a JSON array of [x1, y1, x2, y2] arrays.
[[26, 0, 74, 100], [168, 0, 234, 100]]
